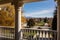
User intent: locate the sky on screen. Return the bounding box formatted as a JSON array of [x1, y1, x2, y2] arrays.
[[23, 0, 57, 18]]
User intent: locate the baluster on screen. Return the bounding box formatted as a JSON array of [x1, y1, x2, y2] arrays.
[[0, 29, 2, 36], [30, 30, 31, 40], [50, 31, 54, 40], [39, 30, 40, 40], [8, 29, 13, 38], [33, 30, 35, 40], [20, 29, 23, 40], [40, 31, 42, 40], [37, 30, 39, 40], [42, 31, 43, 40], [10, 29, 12, 38], [43, 31, 45, 38], [9, 29, 10, 38], [55, 32, 57, 40], [54, 32, 57, 40], [48, 31, 50, 40], [27, 29, 29, 38], [45, 31, 47, 40], [28, 29, 29, 35], [32, 30, 34, 40], [46, 31, 48, 38], [36, 30, 37, 40], [4, 28, 5, 37], [0, 29, 1, 36], [53, 32, 54, 40], [35, 30, 36, 40], [31, 30, 33, 40], [26, 29, 27, 33], [22, 29, 24, 39]]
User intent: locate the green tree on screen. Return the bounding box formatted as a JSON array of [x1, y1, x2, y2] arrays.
[[44, 17, 48, 23], [27, 18, 35, 27], [52, 7, 57, 30]]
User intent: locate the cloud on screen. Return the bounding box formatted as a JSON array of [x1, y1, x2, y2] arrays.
[[24, 9, 55, 18]]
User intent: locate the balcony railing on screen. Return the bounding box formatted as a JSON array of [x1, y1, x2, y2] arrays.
[[0, 26, 15, 40], [20, 28, 57, 40]]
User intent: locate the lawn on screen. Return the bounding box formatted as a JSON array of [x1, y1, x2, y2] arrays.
[[35, 20, 45, 26]]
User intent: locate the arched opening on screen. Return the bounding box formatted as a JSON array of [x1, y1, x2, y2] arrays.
[[22, 0, 57, 29], [20, 0, 57, 40]]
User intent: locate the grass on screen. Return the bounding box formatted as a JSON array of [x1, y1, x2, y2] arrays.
[[35, 21, 45, 26]]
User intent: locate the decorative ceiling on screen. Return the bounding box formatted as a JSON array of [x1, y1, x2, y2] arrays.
[[0, 0, 45, 4], [22, 0, 45, 3]]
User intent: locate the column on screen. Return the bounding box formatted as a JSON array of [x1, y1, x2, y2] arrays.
[[18, 7, 23, 40], [11, 0, 19, 40], [12, 1, 23, 40], [57, 0, 60, 40]]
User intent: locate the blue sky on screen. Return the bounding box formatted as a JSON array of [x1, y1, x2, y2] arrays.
[[23, 0, 57, 18]]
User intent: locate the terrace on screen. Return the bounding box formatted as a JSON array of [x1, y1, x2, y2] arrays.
[[0, 0, 59, 40]]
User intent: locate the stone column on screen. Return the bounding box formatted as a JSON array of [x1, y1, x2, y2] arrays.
[[18, 2, 24, 40], [14, 1, 19, 40], [11, 0, 19, 40], [57, 0, 60, 40], [18, 7, 23, 40]]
